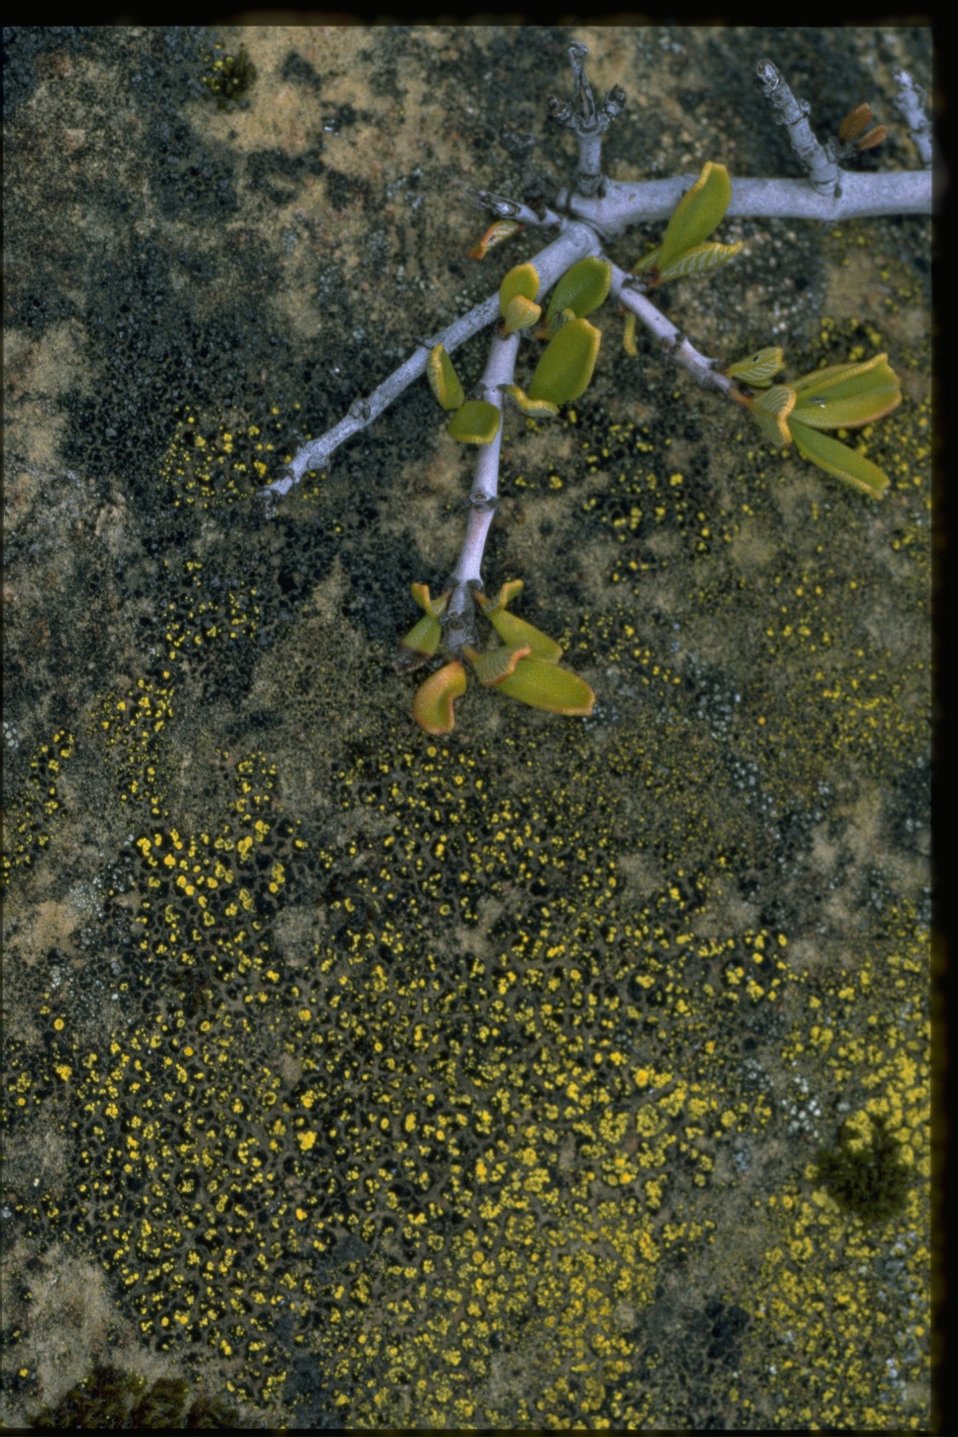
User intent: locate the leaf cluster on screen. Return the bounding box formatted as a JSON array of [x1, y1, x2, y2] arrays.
[[730, 351, 901, 497], [402, 116, 909, 735], [428, 254, 611, 444], [401, 580, 594, 734]]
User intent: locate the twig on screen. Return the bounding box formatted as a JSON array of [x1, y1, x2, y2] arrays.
[[610, 264, 737, 400], [755, 59, 840, 197], [264, 223, 601, 505], [443, 330, 520, 654], [468, 189, 560, 227], [548, 42, 626, 199]]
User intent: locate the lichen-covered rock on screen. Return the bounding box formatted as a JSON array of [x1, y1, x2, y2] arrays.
[[2, 23, 930, 1431]]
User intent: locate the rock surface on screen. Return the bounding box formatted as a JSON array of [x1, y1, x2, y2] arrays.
[[2, 24, 931, 1429]]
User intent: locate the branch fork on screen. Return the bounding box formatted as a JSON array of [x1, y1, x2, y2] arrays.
[[549, 42, 627, 198], [266, 48, 929, 505], [263, 42, 931, 709]]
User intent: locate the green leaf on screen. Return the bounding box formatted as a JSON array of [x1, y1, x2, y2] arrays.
[[476, 581, 564, 662], [544, 257, 612, 328], [427, 344, 465, 411], [502, 384, 559, 419], [500, 263, 542, 335], [447, 400, 501, 445], [500, 262, 540, 310], [501, 293, 542, 335], [464, 642, 531, 687], [410, 582, 450, 618], [655, 240, 743, 285], [527, 317, 601, 405], [724, 347, 785, 387], [397, 613, 442, 668], [789, 420, 890, 499], [790, 353, 901, 429], [632, 245, 661, 275], [412, 660, 467, 734], [398, 583, 448, 669], [489, 613, 563, 663], [791, 353, 895, 398], [496, 655, 595, 715], [749, 384, 797, 447], [656, 161, 733, 274], [483, 578, 524, 610]]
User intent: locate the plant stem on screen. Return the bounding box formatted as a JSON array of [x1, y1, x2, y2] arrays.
[[443, 330, 520, 655], [548, 42, 625, 199], [609, 264, 737, 399], [559, 168, 931, 238], [469, 189, 561, 227], [265, 223, 601, 505], [755, 59, 839, 196], [893, 68, 933, 167]]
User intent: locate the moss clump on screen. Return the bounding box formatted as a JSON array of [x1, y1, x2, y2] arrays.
[[201, 43, 256, 106], [815, 1116, 910, 1223], [29, 1363, 244, 1429]]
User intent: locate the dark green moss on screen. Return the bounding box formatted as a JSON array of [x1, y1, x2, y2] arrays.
[[29, 1364, 144, 1429], [186, 1391, 249, 1429], [29, 1363, 245, 1430], [815, 1117, 910, 1223], [201, 43, 256, 106], [130, 1375, 192, 1428]]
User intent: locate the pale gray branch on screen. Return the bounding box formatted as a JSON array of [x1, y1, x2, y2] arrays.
[[469, 189, 559, 227], [561, 167, 932, 238], [549, 42, 626, 199], [444, 330, 520, 654], [610, 264, 736, 400], [264, 222, 601, 505], [756, 58, 839, 196]]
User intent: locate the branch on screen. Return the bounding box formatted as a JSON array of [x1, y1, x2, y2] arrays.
[[609, 262, 737, 401], [263, 222, 602, 505], [549, 42, 626, 199], [467, 188, 560, 227], [755, 59, 839, 196], [443, 330, 520, 655], [893, 67, 933, 167], [561, 167, 932, 238]]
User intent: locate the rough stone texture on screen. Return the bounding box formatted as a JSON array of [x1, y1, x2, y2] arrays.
[[2, 24, 931, 1429]]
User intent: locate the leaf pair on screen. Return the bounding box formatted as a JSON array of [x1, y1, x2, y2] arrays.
[[506, 315, 602, 415], [503, 258, 608, 415], [427, 258, 609, 438], [499, 262, 542, 336], [397, 582, 449, 670], [736, 352, 902, 498], [499, 256, 611, 339], [427, 346, 501, 445], [633, 161, 743, 287], [837, 102, 887, 154], [408, 579, 595, 734]]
